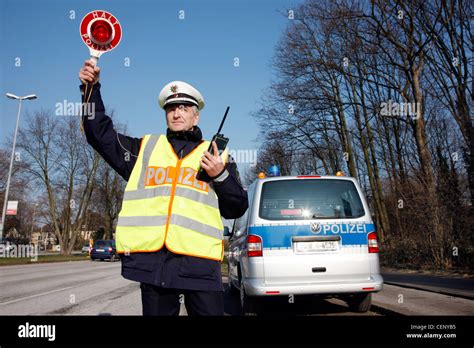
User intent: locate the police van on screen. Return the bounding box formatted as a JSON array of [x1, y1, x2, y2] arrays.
[[227, 171, 383, 315]]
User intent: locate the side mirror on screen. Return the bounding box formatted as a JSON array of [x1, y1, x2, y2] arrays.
[[223, 226, 231, 237]]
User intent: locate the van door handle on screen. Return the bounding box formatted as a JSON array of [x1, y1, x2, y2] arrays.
[[312, 267, 327, 273]]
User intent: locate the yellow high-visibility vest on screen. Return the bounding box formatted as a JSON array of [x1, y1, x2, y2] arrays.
[[116, 134, 228, 261]]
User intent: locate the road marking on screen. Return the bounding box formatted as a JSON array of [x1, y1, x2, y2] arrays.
[[0, 286, 74, 305]]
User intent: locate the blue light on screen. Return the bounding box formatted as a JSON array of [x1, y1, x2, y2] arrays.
[[268, 165, 281, 177]]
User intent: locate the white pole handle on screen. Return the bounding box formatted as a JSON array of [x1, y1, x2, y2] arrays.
[[90, 55, 99, 66]]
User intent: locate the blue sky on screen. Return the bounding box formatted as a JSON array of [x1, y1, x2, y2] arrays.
[[0, 0, 302, 175]]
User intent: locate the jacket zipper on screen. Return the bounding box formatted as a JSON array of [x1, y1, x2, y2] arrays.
[[164, 158, 182, 237], [159, 144, 192, 286]]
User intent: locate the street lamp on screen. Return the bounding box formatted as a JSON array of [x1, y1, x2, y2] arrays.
[[30, 203, 39, 244], [0, 93, 37, 241]]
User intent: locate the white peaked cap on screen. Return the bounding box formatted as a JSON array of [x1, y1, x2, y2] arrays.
[[158, 81, 205, 110]]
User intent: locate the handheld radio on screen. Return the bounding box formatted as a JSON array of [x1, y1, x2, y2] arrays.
[[196, 106, 230, 182]]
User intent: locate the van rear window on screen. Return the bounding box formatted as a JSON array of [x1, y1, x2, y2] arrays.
[[94, 240, 112, 247], [259, 179, 365, 220]]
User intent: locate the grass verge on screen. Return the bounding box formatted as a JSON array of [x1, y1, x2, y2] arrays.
[[0, 253, 90, 266]]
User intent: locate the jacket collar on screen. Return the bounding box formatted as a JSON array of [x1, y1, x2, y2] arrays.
[[166, 125, 203, 142]]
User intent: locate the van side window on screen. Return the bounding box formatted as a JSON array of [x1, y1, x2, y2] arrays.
[[233, 204, 249, 238], [232, 182, 255, 238]]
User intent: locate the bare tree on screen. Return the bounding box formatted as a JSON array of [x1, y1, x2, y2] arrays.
[[16, 112, 100, 255], [253, 0, 472, 270]]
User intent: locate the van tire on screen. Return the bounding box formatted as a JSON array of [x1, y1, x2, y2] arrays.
[[228, 267, 239, 296], [240, 282, 261, 316], [229, 282, 239, 296], [346, 293, 372, 313], [228, 279, 239, 296]]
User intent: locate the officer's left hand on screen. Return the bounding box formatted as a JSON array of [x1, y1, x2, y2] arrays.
[[200, 141, 225, 178]]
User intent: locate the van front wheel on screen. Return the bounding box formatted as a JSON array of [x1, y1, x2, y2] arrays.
[[346, 293, 372, 313]]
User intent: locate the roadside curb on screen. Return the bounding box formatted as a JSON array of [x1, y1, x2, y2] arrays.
[[383, 281, 474, 301]]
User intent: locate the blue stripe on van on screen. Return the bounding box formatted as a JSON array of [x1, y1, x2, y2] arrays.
[[248, 224, 375, 248]]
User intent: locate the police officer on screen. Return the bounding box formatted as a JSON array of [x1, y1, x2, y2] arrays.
[[79, 60, 248, 316]]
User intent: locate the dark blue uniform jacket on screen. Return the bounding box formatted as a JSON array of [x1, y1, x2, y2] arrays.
[[80, 83, 248, 291]]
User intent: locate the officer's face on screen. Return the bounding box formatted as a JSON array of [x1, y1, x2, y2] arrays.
[[165, 104, 199, 132]]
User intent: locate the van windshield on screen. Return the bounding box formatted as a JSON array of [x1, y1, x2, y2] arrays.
[[259, 179, 365, 220]]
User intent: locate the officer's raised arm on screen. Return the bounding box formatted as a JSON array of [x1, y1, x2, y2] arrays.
[[78, 60, 142, 181]]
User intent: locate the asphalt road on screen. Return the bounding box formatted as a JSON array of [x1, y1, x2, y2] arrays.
[[0, 260, 472, 316], [381, 270, 474, 299]]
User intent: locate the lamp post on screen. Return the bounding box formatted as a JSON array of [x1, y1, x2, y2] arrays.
[[30, 203, 39, 244], [0, 93, 37, 241]]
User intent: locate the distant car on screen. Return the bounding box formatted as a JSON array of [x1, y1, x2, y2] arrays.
[[81, 244, 90, 254], [52, 245, 61, 252], [90, 239, 118, 261]]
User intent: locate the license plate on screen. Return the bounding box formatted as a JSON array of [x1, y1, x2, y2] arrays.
[[295, 241, 338, 253], [96, 249, 104, 252]]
